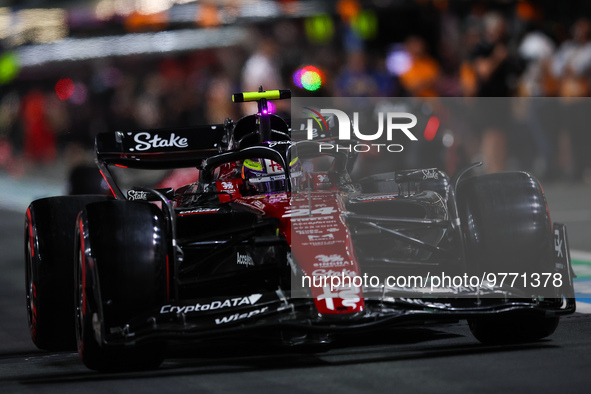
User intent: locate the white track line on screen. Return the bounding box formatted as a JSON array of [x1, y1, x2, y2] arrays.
[[571, 250, 591, 263]]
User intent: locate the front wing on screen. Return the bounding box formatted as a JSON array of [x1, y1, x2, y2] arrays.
[[98, 290, 574, 348]]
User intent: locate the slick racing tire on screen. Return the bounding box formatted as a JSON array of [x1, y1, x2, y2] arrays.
[[468, 314, 559, 345], [457, 172, 558, 343], [25, 195, 113, 351], [75, 200, 168, 372], [456, 171, 554, 275]]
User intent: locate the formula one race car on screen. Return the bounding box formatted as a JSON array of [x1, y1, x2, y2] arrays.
[[25, 89, 575, 371]]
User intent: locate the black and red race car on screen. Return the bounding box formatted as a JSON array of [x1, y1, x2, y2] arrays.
[[25, 89, 575, 371]]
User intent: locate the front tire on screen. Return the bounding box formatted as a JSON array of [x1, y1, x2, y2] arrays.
[[457, 172, 559, 343], [457, 171, 554, 275], [75, 200, 168, 371], [468, 314, 559, 344]]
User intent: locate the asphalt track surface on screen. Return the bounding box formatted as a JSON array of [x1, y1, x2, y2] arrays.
[[1, 182, 591, 393]]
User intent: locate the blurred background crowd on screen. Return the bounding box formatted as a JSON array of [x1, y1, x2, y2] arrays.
[[1, 0, 591, 183]]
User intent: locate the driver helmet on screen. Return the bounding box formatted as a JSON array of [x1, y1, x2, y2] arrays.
[[242, 157, 301, 194]]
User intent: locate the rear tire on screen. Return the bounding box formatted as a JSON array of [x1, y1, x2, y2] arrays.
[[25, 195, 113, 351], [75, 200, 168, 371]]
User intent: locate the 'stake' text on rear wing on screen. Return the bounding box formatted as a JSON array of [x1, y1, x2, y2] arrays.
[[95, 124, 226, 170]]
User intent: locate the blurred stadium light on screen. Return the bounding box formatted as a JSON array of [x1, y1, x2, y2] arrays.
[[16, 27, 248, 67]]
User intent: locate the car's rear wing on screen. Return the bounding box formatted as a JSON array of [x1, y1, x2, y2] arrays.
[[95, 125, 227, 170], [95, 125, 227, 199]]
